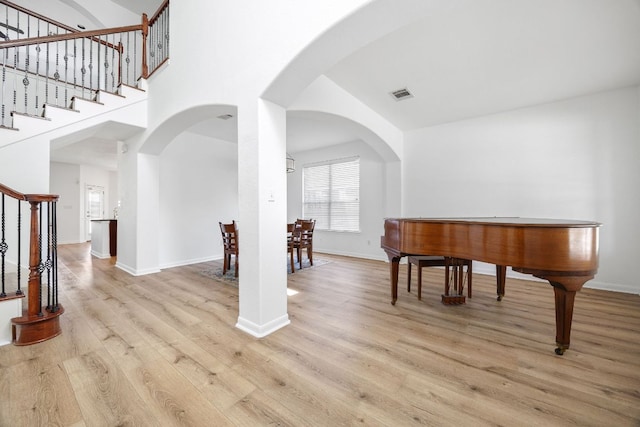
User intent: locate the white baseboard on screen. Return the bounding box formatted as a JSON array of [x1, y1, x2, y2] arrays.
[[58, 239, 86, 245], [159, 255, 219, 270], [315, 248, 388, 262], [114, 262, 161, 276], [90, 250, 111, 259], [585, 280, 640, 295], [236, 314, 290, 338]]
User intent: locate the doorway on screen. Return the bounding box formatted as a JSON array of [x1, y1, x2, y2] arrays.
[[85, 185, 105, 241]]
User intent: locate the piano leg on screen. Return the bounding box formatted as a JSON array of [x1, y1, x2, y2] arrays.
[[544, 275, 592, 355], [388, 254, 401, 305], [496, 265, 507, 301], [550, 282, 577, 355]]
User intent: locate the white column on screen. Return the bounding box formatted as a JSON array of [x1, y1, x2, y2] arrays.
[[115, 150, 161, 276], [135, 153, 161, 275], [235, 98, 290, 337]]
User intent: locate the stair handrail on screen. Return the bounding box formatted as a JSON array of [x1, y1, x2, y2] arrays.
[[149, 0, 170, 25], [0, 25, 141, 49]]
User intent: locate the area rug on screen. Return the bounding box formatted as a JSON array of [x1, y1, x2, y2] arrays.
[[199, 258, 330, 287]]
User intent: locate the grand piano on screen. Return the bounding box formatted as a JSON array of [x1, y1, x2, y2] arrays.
[[381, 217, 601, 355]]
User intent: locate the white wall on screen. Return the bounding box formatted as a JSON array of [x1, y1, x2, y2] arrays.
[[108, 170, 118, 217], [403, 86, 640, 294], [50, 162, 82, 244], [288, 139, 387, 260], [158, 132, 239, 268]]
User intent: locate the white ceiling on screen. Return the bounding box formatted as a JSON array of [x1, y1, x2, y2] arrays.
[[325, 0, 640, 131], [38, 0, 640, 167], [109, 0, 163, 17]]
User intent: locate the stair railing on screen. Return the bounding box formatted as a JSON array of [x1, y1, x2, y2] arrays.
[[0, 182, 62, 345], [0, 0, 169, 128], [147, 0, 170, 78]]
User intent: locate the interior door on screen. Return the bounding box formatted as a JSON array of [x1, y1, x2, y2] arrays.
[[85, 185, 105, 241]]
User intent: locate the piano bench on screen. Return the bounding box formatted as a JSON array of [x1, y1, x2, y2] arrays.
[[407, 256, 447, 300], [407, 255, 473, 301]]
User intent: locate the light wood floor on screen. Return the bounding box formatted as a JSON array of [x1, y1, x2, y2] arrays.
[[1, 243, 639, 426]]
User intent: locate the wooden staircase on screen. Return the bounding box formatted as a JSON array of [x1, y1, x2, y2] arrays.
[[0, 0, 168, 147]]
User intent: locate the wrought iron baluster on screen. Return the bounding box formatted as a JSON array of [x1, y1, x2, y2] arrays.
[[54, 34, 60, 106], [63, 39, 68, 107], [125, 31, 131, 86], [89, 34, 93, 94], [14, 10, 19, 115], [81, 37, 86, 99], [150, 20, 155, 70], [17, 201, 22, 296], [50, 201, 58, 310], [1, 46, 6, 127], [33, 15, 40, 116], [1, 7, 5, 127], [73, 39, 77, 97], [45, 23, 50, 106], [45, 202, 52, 310], [37, 201, 43, 316], [23, 14, 29, 115], [13, 34, 17, 116], [35, 40, 40, 116], [1, 194, 6, 298], [110, 33, 116, 91], [133, 30, 137, 85], [97, 35, 101, 92]]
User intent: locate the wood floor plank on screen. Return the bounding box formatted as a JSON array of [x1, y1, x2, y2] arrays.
[[153, 337, 257, 412], [1, 243, 639, 426], [63, 351, 164, 426], [5, 354, 84, 426]]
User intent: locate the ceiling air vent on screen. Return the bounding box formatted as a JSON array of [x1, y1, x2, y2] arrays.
[[390, 88, 414, 101]]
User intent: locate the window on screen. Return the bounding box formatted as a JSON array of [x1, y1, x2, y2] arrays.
[[303, 157, 360, 232]]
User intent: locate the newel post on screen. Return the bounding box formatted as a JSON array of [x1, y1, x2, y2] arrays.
[[141, 13, 149, 79], [27, 200, 42, 317]]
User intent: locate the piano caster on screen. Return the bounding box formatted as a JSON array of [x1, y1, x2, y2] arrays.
[[555, 345, 568, 356], [497, 295, 503, 301]]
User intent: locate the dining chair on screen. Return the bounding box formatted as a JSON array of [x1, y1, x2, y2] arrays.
[[287, 223, 296, 273], [294, 219, 315, 268], [219, 221, 239, 277]]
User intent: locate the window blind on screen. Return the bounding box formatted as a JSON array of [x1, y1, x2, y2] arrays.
[[303, 157, 360, 232]]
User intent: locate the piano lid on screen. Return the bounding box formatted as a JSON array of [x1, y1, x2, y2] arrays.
[[385, 217, 601, 228]]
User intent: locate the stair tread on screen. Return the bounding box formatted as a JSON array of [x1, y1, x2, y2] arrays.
[[44, 103, 80, 113], [120, 83, 146, 92], [0, 293, 25, 302], [12, 305, 64, 324], [11, 111, 51, 121], [71, 96, 104, 105]]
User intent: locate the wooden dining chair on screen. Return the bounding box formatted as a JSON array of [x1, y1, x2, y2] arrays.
[[287, 223, 296, 273], [294, 219, 315, 268], [219, 221, 239, 277]]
